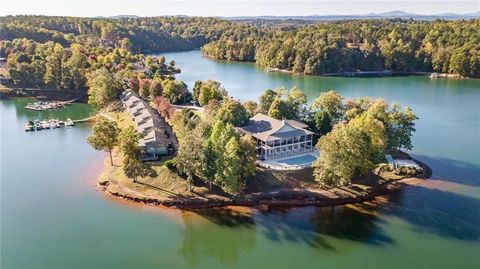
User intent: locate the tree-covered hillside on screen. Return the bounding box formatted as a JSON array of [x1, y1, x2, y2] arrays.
[[203, 19, 480, 77], [1, 16, 479, 77], [0, 15, 260, 53]]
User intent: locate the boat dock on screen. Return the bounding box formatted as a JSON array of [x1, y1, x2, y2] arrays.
[[24, 99, 77, 111], [429, 72, 462, 79], [24, 119, 74, 132]]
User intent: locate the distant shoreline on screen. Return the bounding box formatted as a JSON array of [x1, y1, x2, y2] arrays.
[[201, 54, 472, 79]]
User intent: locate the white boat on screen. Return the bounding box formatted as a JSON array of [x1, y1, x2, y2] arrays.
[[65, 119, 74, 127]]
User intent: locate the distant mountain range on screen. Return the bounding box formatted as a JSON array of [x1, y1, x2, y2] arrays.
[[224, 11, 480, 21], [97, 11, 480, 21]]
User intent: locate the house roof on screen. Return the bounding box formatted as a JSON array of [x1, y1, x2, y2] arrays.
[[237, 113, 314, 142], [121, 90, 171, 148]]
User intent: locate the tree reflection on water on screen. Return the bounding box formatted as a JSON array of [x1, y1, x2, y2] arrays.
[[177, 208, 256, 268], [177, 181, 480, 268], [177, 203, 389, 267], [255, 203, 392, 250]]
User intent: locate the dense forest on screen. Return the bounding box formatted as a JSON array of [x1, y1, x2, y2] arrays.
[[0, 37, 190, 107], [1, 16, 479, 78], [203, 19, 480, 77], [0, 15, 259, 53]]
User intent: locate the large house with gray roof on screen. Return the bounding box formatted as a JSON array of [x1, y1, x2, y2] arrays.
[[120, 90, 173, 160], [237, 113, 315, 160]]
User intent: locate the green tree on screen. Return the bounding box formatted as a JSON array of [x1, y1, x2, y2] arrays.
[[149, 79, 163, 98], [158, 56, 166, 65], [385, 104, 417, 150], [268, 97, 292, 119], [139, 78, 151, 98], [8, 60, 30, 87], [287, 86, 307, 118], [87, 116, 120, 165], [129, 73, 140, 93], [243, 101, 257, 118], [63, 51, 88, 90], [44, 53, 62, 88], [313, 114, 385, 187], [311, 90, 344, 123], [216, 98, 249, 126], [314, 111, 333, 136], [203, 139, 217, 191], [87, 68, 123, 109], [258, 89, 278, 114], [197, 80, 226, 106], [449, 47, 470, 76], [29, 60, 46, 86], [209, 119, 237, 154], [217, 137, 244, 194], [204, 99, 222, 121], [119, 126, 143, 161], [175, 122, 210, 189], [120, 38, 132, 51], [238, 135, 257, 180], [192, 80, 203, 104], [163, 79, 190, 104]]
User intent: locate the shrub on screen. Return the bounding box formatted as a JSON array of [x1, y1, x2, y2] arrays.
[[164, 159, 176, 171], [396, 166, 419, 176]]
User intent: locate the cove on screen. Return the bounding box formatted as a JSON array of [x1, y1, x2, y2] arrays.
[[1, 50, 480, 269]]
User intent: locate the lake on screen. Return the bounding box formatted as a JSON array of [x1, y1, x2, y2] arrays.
[[1, 50, 480, 269]]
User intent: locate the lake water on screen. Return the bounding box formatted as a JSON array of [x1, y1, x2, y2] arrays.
[[2, 50, 480, 268]]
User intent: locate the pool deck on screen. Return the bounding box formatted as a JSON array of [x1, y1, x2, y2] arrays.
[[257, 149, 320, 171]]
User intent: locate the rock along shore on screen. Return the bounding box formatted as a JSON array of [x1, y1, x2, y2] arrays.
[[97, 157, 431, 210]]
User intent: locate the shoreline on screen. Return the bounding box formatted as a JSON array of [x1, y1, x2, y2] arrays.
[[96, 156, 431, 210], [0, 84, 87, 101], [201, 54, 474, 79], [263, 67, 468, 78]]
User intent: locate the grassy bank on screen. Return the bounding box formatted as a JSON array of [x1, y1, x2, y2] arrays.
[[96, 111, 430, 209]]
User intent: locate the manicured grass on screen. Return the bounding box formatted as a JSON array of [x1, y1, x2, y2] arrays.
[[105, 110, 134, 129], [99, 111, 193, 198], [98, 111, 423, 205], [101, 150, 192, 199]]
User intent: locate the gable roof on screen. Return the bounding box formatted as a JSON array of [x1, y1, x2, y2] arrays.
[[237, 113, 314, 142], [120, 90, 171, 148]]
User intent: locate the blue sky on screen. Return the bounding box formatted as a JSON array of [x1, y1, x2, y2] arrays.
[[0, 0, 478, 17]]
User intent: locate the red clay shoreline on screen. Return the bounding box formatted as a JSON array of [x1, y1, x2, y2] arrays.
[[96, 158, 431, 210]]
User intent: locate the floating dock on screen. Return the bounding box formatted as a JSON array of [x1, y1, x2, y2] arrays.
[[24, 99, 76, 111], [24, 119, 74, 132]]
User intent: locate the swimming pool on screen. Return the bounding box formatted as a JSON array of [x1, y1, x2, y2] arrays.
[[277, 154, 317, 165]]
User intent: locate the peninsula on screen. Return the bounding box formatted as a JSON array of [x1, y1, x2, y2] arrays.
[[93, 83, 429, 209]]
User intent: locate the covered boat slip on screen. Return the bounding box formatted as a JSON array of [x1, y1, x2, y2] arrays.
[[385, 154, 422, 171]]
